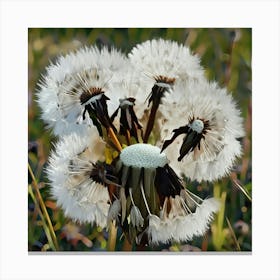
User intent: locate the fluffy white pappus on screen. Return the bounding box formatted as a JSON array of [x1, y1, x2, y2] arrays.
[[128, 38, 205, 84], [130, 205, 144, 229], [36, 46, 128, 136], [105, 70, 150, 126], [98, 47, 129, 78], [45, 46, 127, 85], [36, 83, 92, 136], [107, 199, 121, 226], [147, 215, 173, 245], [46, 129, 110, 227], [147, 197, 220, 245], [173, 198, 220, 242], [160, 80, 244, 182]]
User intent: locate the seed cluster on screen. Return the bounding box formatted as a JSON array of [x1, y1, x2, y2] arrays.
[[38, 38, 244, 246]]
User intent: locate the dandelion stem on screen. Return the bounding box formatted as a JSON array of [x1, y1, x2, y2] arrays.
[[143, 101, 159, 143], [107, 220, 117, 251], [108, 127, 122, 152], [125, 130, 131, 145], [28, 162, 59, 251]]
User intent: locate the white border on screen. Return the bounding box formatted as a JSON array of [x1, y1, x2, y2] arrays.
[[1, 0, 280, 279]]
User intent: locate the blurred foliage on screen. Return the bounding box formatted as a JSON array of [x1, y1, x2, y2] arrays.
[[28, 28, 251, 252]]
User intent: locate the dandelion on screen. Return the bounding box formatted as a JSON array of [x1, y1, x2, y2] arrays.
[[47, 128, 113, 228], [128, 39, 206, 143], [105, 74, 149, 144], [36, 46, 128, 136], [47, 131, 220, 245], [161, 80, 244, 182], [116, 143, 220, 244], [128, 38, 205, 82], [37, 38, 245, 248]]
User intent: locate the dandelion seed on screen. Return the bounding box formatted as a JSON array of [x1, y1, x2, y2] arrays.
[[37, 46, 128, 136], [36, 39, 246, 248], [116, 143, 219, 245], [130, 205, 144, 230], [129, 39, 206, 143], [47, 128, 114, 228], [128, 39, 205, 83], [107, 199, 121, 226], [161, 80, 244, 181]]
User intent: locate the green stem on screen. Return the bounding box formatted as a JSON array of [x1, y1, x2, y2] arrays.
[[28, 185, 56, 251], [28, 162, 59, 250]]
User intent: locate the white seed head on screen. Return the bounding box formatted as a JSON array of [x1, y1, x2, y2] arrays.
[[160, 79, 244, 182], [128, 39, 205, 82], [46, 129, 109, 227], [189, 119, 204, 134], [120, 143, 168, 168], [36, 46, 128, 137]]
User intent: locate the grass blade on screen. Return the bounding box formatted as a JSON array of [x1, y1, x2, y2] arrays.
[[28, 162, 59, 250]]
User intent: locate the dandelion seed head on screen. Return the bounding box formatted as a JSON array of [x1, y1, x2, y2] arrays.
[[161, 80, 244, 181], [120, 143, 168, 169], [147, 196, 220, 245], [36, 46, 128, 137], [37, 39, 245, 246], [105, 71, 149, 123], [128, 39, 205, 83], [46, 128, 110, 227]]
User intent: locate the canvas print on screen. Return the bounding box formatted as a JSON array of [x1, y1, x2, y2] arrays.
[[28, 28, 251, 252]]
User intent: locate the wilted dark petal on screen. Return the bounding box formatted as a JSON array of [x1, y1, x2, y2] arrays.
[[131, 167, 142, 189], [143, 168, 156, 200], [83, 94, 117, 134], [120, 187, 127, 224], [121, 165, 130, 187], [144, 81, 173, 143], [89, 162, 118, 186], [162, 119, 209, 162], [155, 164, 183, 204], [178, 131, 203, 161], [161, 125, 189, 152], [111, 97, 142, 142]]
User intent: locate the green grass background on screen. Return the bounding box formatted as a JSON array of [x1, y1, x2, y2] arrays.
[[28, 28, 251, 252]]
